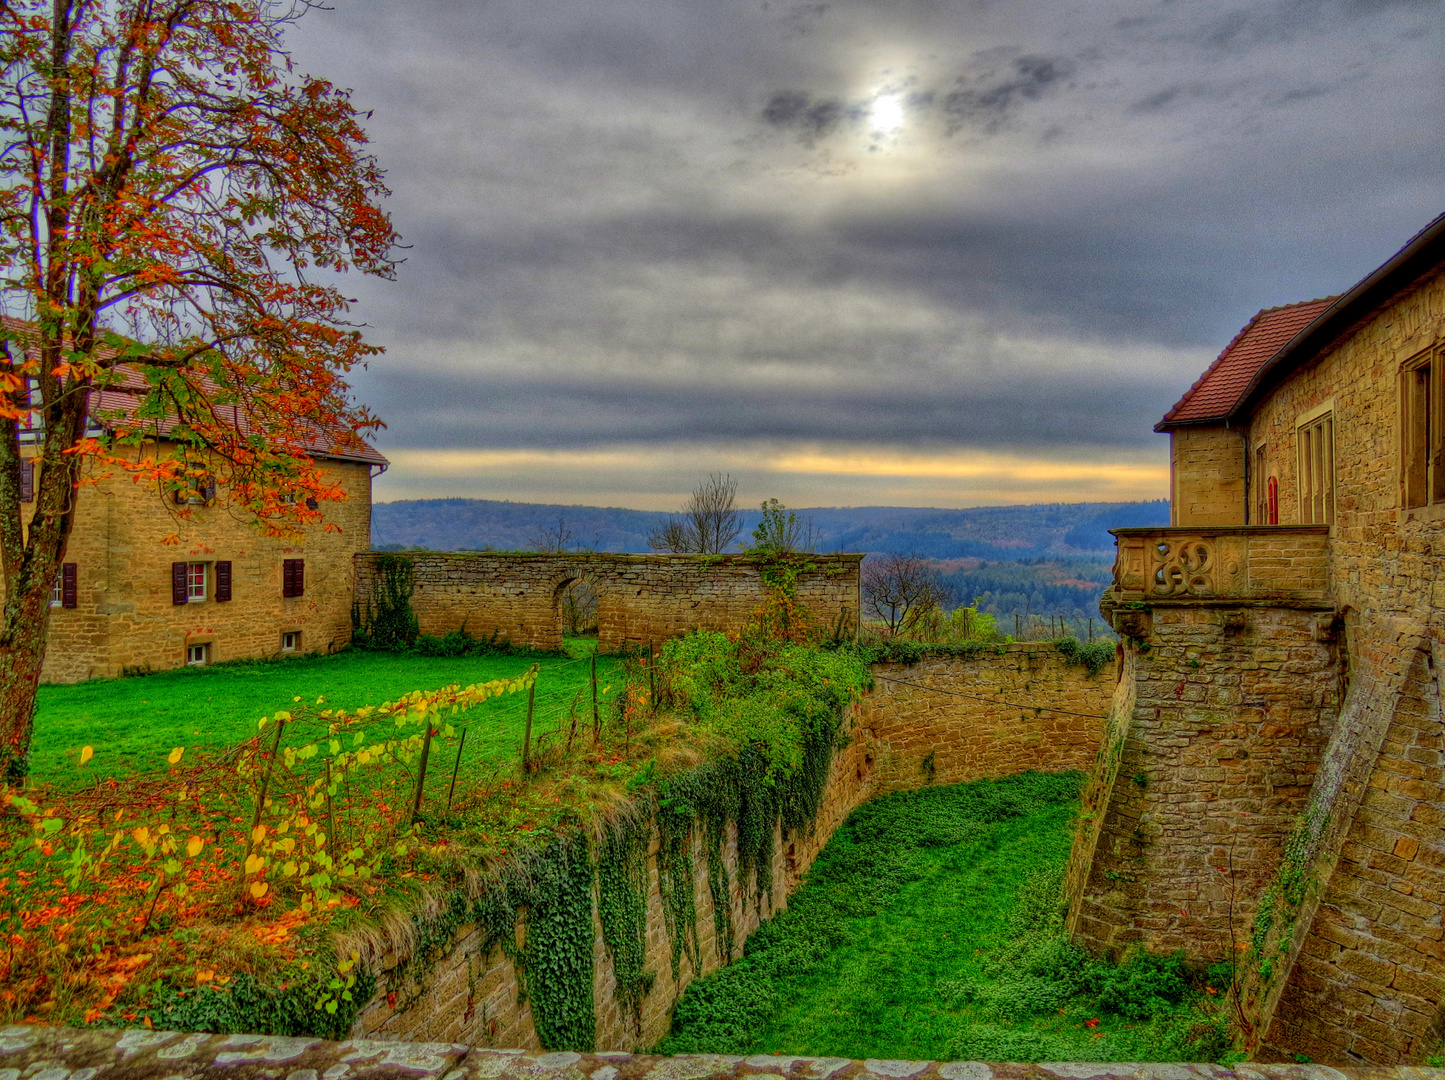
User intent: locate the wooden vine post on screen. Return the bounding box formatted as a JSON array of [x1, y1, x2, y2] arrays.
[[522, 676, 537, 768], [411, 718, 435, 821], [447, 728, 468, 810], [241, 715, 286, 902], [591, 653, 600, 745]]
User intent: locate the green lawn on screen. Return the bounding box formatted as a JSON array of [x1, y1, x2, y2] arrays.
[[31, 639, 622, 788], [662, 773, 1228, 1062]]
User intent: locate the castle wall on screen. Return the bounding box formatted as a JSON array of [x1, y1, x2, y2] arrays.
[[352, 552, 863, 654], [351, 647, 1111, 1052]]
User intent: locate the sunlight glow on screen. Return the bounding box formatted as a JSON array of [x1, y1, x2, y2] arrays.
[[869, 93, 905, 134]]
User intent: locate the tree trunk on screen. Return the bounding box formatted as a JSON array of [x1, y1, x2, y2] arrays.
[[0, 584, 53, 783]]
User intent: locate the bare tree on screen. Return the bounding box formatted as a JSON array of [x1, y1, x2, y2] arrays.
[[862, 553, 954, 637], [531, 516, 576, 553], [649, 473, 743, 554]]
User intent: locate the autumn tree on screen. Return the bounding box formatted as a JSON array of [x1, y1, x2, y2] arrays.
[[0, 0, 398, 779]]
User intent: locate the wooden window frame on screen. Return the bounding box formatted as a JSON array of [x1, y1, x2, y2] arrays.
[[49, 563, 75, 608], [186, 562, 208, 602], [1401, 347, 1445, 510], [1297, 402, 1336, 526], [281, 630, 301, 653], [187, 642, 210, 667]]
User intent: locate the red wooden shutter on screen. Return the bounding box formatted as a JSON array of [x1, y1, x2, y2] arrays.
[[172, 562, 189, 605], [215, 560, 232, 602], [204, 478, 217, 504], [294, 559, 304, 597], [1267, 477, 1279, 525], [61, 562, 77, 609], [19, 460, 33, 502]]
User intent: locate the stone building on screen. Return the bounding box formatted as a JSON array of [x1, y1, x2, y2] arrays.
[[9, 366, 387, 683], [1067, 210, 1445, 1064]]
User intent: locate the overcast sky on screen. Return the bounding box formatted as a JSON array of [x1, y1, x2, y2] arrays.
[[286, 0, 1443, 511]]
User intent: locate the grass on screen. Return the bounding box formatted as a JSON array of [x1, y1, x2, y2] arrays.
[[31, 637, 620, 787], [661, 773, 1231, 1062]]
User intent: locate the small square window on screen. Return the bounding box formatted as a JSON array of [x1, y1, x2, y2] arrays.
[[50, 575, 63, 607], [187, 643, 210, 666], [187, 562, 208, 602], [281, 631, 300, 653]]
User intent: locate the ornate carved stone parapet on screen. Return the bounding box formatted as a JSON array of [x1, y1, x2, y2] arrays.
[[1104, 526, 1333, 629]]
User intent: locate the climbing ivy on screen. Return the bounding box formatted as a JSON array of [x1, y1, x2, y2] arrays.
[[352, 553, 420, 649], [377, 630, 868, 1051], [597, 810, 653, 1025]]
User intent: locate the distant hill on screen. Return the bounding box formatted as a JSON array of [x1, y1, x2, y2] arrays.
[[371, 498, 1170, 559]]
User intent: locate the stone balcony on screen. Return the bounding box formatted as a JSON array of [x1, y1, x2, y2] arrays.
[[1101, 526, 1333, 627]]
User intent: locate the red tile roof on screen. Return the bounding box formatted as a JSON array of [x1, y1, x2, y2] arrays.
[[4, 318, 387, 468], [1156, 296, 1339, 430]]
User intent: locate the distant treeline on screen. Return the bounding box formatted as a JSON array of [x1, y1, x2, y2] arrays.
[[938, 558, 1115, 623], [372, 497, 1169, 559]]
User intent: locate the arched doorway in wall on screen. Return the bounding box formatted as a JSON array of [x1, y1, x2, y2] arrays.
[[552, 571, 603, 648]]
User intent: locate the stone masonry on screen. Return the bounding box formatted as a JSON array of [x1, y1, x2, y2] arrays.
[[1072, 226, 1445, 1064], [352, 553, 863, 654], [7, 447, 374, 683], [3, 1023, 1434, 1080], [352, 646, 1113, 1052]]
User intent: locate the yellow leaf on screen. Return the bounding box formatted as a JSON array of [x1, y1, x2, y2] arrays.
[[249, 881, 269, 899], [168, 746, 184, 765], [79, 745, 93, 766], [244, 853, 265, 875], [251, 824, 267, 845], [186, 835, 203, 858], [132, 826, 151, 847]]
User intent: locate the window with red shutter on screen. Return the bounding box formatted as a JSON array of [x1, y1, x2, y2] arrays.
[[61, 562, 77, 609], [282, 559, 304, 598], [172, 561, 189, 605], [19, 460, 33, 503], [215, 560, 232, 602]]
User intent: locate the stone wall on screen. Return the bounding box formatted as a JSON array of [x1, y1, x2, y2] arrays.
[[854, 647, 1115, 793], [351, 647, 1111, 1053], [6, 1023, 1434, 1080], [1170, 425, 1246, 526], [9, 447, 372, 683], [1065, 606, 1341, 963], [1074, 264, 1445, 1064], [352, 553, 863, 654]]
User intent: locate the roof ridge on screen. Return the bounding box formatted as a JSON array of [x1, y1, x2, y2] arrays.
[[1156, 295, 1341, 430]]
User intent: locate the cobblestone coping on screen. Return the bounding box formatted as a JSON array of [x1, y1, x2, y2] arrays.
[[1, 1028, 1439, 1080]]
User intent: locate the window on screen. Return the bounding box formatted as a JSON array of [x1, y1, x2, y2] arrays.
[[281, 631, 300, 653], [187, 562, 208, 602], [187, 643, 210, 666], [49, 563, 77, 609], [19, 459, 33, 503], [174, 474, 217, 506], [1253, 445, 1269, 524], [282, 558, 305, 598], [1298, 406, 1336, 525], [1402, 347, 1444, 510]]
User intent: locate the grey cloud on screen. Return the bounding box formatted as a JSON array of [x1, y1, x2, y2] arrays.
[[279, 0, 1443, 480], [362, 367, 1178, 452], [943, 55, 1077, 133]]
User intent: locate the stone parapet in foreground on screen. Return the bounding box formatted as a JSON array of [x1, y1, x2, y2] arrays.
[[3, 1027, 1439, 1080]]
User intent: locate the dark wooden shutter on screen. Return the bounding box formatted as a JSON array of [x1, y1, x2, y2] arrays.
[[305, 496, 318, 511], [283, 559, 305, 598], [215, 560, 232, 602], [61, 562, 77, 609], [19, 460, 33, 502], [203, 478, 217, 504], [172, 562, 189, 605]]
